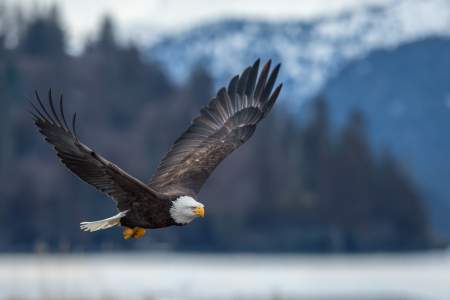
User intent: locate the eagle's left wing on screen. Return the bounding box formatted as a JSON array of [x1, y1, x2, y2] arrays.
[[149, 59, 282, 195]]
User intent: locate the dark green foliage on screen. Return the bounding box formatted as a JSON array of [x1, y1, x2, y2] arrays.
[[298, 100, 436, 251], [19, 6, 66, 58], [96, 16, 117, 52], [0, 6, 438, 252]]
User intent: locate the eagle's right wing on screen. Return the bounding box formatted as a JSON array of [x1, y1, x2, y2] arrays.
[[30, 90, 162, 211]]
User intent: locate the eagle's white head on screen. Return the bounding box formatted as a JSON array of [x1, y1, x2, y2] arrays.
[[170, 196, 205, 224]]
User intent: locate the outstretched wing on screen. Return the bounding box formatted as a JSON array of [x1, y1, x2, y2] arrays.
[[149, 59, 282, 195], [30, 90, 163, 211]]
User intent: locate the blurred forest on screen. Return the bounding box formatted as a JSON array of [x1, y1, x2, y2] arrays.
[[0, 6, 442, 252]]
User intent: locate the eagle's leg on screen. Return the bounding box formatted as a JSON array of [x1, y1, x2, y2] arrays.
[[133, 227, 146, 240], [123, 227, 135, 240]]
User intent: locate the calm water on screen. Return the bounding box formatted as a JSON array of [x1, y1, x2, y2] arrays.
[[0, 251, 449, 300]]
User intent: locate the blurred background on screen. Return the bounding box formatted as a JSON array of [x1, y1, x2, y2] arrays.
[[1, 0, 450, 299]]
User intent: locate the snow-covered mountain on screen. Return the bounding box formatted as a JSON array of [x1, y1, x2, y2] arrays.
[[147, 0, 450, 110]]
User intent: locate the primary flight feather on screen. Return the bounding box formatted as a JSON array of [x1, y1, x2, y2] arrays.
[[31, 59, 282, 240]]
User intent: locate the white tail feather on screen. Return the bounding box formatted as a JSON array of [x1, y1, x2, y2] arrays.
[[80, 210, 128, 232]]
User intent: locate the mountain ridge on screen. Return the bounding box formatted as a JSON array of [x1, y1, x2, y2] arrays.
[[146, 0, 450, 110], [321, 37, 450, 236]]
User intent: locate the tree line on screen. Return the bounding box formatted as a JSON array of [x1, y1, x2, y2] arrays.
[[0, 5, 440, 252]]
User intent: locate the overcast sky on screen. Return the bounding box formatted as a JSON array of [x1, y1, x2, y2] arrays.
[[5, 0, 392, 49]]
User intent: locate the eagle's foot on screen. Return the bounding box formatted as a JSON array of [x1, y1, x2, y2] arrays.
[[123, 227, 146, 240], [133, 227, 146, 240], [123, 227, 135, 240]]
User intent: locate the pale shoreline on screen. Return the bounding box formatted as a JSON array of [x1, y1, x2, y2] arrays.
[[1, 251, 449, 300]]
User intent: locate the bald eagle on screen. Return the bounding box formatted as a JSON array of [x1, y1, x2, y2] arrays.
[[31, 59, 282, 240]]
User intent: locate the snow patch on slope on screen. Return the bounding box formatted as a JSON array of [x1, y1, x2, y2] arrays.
[[148, 0, 450, 109]]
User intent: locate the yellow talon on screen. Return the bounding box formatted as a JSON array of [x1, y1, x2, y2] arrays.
[[133, 227, 146, 240], [123, 227, 134, 240]]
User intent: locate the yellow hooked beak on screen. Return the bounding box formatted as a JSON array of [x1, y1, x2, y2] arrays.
[[194, 206, 205, 218]]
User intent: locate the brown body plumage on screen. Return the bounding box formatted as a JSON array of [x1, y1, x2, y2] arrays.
[[31, 59, 282, 238]]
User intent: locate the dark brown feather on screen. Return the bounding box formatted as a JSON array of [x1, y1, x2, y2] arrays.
[[149, 59, 283, 194], [31, 90, 165, 212]]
